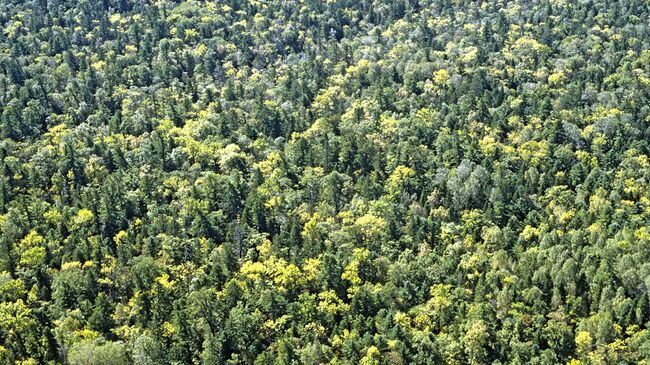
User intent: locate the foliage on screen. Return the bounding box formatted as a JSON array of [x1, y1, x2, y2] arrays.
[[1, 0, 650, 363]]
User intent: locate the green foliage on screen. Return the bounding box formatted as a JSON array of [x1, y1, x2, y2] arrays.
[[1, 0, 650, 363]]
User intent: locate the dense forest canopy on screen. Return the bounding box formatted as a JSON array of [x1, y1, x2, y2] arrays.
[[1, 0, 650, 363]]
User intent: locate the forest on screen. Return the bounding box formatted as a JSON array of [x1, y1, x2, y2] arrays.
[[1, 0, 650, 363]]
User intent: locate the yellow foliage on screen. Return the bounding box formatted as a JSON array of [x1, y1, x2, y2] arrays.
[[91, 60, 107, 71], [360, 345, 381, 365], [19, 247, 46, 267], [460, 253, 482, 279], [20, 230, 45, 249], [74, 328, 99, 341], [264, 195, 282, 209], [342, 248, 370, 288], [394, 312, 411, 328], [346, 59, 370, 76], [162, 321, 176, 337], [113, 230, 128, 245], [45, 123, 70, 145], [607, 339, 626, 354], [624, 178, 643, 197], [17, 358, 38, 365], [592, 135, 607, 148], [272, 262, 302, 291], [479, 135, 500, 156], [256, 238, 273, 258], [461, 46, 479, 63], [74, 209, 94, 226], [559, 209, 575, 224], [109, 14, 122, 23], [575, 150, 591, 164], [313, 85, 344, 112], [301, 213, 320, 241], [61, 261, 82, 271], [433, 69, 450, 85], [587, 107, 623, 122], [589, 193, 608, 213], [575, 331, 592, 353], [635, 227, 650, 242], [386, 165, 415, 195], [518, 140, 549, 166], [353, 214, 387, 240], [255, 151, 283, 177], [156, 273, 176, 290], [520, 225, 539, 241], [548, 71, 566, 85], [317, 290, 349, 315], [240, 261, 266, 281], [302, 258, 321, 283], [513, 36, 545, 53], [184, 28, 199, 40]]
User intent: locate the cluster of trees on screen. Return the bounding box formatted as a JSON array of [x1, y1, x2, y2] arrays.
[[1, 0, 650, 363]]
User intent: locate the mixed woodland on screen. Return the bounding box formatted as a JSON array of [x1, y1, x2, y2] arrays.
[[2, 0, 650, 363]]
